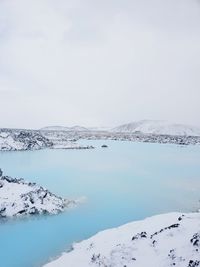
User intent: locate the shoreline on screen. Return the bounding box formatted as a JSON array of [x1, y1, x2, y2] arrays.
[[1, 129, 200, 152], [44, 211, 200, 267]]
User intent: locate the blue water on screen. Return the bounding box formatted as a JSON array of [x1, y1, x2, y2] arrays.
[[0, 140, 200, 267]]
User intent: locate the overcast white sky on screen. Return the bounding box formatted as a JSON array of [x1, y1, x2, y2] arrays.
[[0, 0, 200, 129]]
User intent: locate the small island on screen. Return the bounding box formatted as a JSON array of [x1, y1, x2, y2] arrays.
[[0, 169, 75, 218]]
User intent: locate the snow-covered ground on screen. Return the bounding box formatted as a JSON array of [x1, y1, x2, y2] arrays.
[[52, 142, 94, 149], [40, 124, 200, 147], [0, 169, 74, 218], [41, 131, 94, 149], [1, 123, 200, 152], [43, 130, 200, 146], [0, 129, 94, 151], [0, 130, 52, 151], [44, 212, 200, 267], [112, 120, 200, 136]]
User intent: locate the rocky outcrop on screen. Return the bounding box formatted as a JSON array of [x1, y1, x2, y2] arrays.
[[0, 130, 53, 151], [0, 129, 95, 151], [0, 169, 74, 218]]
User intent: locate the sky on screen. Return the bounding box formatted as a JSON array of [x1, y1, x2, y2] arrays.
[[0, 0, 200, 129]]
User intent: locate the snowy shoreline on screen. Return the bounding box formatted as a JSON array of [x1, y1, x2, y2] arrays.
[[0, 130, 94, 151], [1, 128, 200, 152], [0, 169, 75, 218], [44, 212, 200, 267]]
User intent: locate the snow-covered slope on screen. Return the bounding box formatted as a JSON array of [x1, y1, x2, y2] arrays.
[[88, 127, 112, 132], [40, 126, 71, 131], [45, 212, 200, 267], [52, 142, 94, 149], [0, 169, 74, 218], [0, 130, 52, 151], [40, 126, 89, 132], [112, 120, 200, 136], [70, 126, 90, 132]]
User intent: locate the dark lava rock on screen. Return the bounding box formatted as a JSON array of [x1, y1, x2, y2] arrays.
[[101, 144, 108, 148], [132, 231, 147, 241], [188, 260, 200, 267], [191, 233, 200, 247]]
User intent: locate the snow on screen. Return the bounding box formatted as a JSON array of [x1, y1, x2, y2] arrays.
[[44, 212, 200, 267], [52, 143, 94, 149], [112, 120, 200, 136], [0, 132, 9, 138], [88, 126, 112, 132], [1, 124, 200, 151], [0, 169, 75, 218], [40, 126, 90, 132], [51, 140, 94, 149], [0, 130, 94, 151], [0, 130, 52, 151], [41, 127, 200, 146]]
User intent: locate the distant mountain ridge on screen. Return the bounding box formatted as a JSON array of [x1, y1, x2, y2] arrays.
[[40, 126, 89, 132], [40, 120, 200, 136], [112, 120, 200, 136]]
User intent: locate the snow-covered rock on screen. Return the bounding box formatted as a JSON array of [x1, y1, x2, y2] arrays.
[[41, 130, 95, 149], [112, 120, 200, 136], [0, 130, 52, 151], [43, 129, 200, 146], [44, 212, 200, 267], [0, 169, 74, 218], [0, 129, 94, 151], [52, 142, 94, 149]]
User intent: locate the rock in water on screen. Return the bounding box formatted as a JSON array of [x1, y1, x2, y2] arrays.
[[101, 145, 108, 148], [0, 170, 74, 218]]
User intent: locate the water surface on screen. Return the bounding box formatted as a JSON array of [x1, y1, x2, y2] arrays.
[[0, 140, 200, 267]]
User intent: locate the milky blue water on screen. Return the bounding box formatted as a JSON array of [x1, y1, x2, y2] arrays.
[[0, 140, 200, 267]]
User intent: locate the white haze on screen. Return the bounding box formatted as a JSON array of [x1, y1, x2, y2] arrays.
[[0, 0, 200, 129]]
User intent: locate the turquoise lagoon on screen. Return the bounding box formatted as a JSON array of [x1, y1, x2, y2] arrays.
[[0, 140, 200, 267]]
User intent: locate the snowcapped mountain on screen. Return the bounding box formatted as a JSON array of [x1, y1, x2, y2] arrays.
[[40, 126, 89, 132], [40, 126, 70, 131], [88, 127, 112, 132], [112, 120, 200, 136], [70, 126, 90, 132], [40, 121, 200, 136]]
